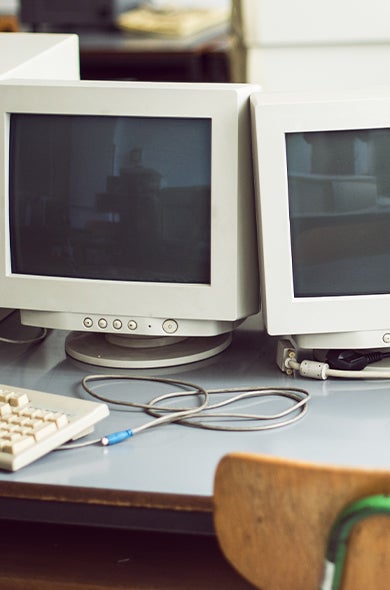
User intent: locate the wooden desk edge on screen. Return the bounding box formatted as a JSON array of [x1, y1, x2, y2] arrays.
[[0, 479, 213, 513]]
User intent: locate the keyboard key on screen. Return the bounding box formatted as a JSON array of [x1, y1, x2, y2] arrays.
[[3, 435, 35, 454]]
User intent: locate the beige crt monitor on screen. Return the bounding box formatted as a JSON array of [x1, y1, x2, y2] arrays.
[[0, 79, 260, 368], [251, 88, 390, 353]]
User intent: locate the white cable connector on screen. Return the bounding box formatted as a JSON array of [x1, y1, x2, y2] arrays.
[[277, 339, 390, 380], [277, 341, 331, 379]]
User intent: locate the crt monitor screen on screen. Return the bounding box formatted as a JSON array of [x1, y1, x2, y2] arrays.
[[286, 128, 390, 298], [9, 113, 211, 285]]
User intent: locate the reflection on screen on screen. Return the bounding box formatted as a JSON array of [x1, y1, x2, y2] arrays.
[[286, 129, 390, 297], [9, 114, 211, 284]]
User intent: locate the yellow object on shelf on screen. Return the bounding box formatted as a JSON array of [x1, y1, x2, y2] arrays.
[[0, 14, 19, 32], [117, 7, 230, 37]]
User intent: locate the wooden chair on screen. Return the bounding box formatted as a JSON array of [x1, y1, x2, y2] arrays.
[[214, 452, 390, 590]]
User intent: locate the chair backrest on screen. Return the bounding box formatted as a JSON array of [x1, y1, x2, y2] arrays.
[[213, 452, 390, 590]]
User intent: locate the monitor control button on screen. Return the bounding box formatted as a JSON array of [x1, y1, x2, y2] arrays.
[[113, 319, 122, 330], [98, 318, 108, 329], [83, 317, 93, 328], [128, 320, 137, 331], [383, 333, 390, 344], [162, 319, 178, 334]]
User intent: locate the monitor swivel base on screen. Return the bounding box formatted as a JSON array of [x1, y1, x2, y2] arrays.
[[65, 331, 232, 369]]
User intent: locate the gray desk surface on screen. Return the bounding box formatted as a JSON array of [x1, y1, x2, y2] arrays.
[[0, 312, 389, 533]]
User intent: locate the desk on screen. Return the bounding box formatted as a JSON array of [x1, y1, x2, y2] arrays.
[[0, 313, 389, 585], [18, 23, 232, 81], [20, 27, 231, 82], [78, 30, 231, 82], [0, 312, 389, 530]]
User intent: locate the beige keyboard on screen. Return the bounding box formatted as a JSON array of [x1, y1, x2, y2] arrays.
[[0, 384, 109, 471]]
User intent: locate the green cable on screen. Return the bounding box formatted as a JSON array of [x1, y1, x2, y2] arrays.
[[321, 494, 390, 590]]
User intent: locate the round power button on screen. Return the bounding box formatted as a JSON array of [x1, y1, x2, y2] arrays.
[[162, 319, 178, 334]]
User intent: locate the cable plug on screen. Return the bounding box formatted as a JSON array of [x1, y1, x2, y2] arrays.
[[276, 339, 297, 375], [326, 349, 384, 371], [101, 429, 134, 446]]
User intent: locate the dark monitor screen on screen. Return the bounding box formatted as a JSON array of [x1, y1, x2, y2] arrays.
[[9, 114, 211, 284], [286, 128, 390, 297]]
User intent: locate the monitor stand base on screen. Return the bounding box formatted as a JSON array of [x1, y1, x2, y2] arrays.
[[65, 331, 232, 369]]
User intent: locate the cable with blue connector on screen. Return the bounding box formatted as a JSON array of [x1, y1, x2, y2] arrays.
[[58, 373, 310, 449]]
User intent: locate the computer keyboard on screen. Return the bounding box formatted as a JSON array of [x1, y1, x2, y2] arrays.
[[0, 383, 109, 471]]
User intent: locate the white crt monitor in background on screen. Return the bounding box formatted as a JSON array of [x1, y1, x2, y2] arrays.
[[0, 33, 79, 81], [0, 32, 79, 324], [0, 80, 260, 368], [251, 88, 390, 351]]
